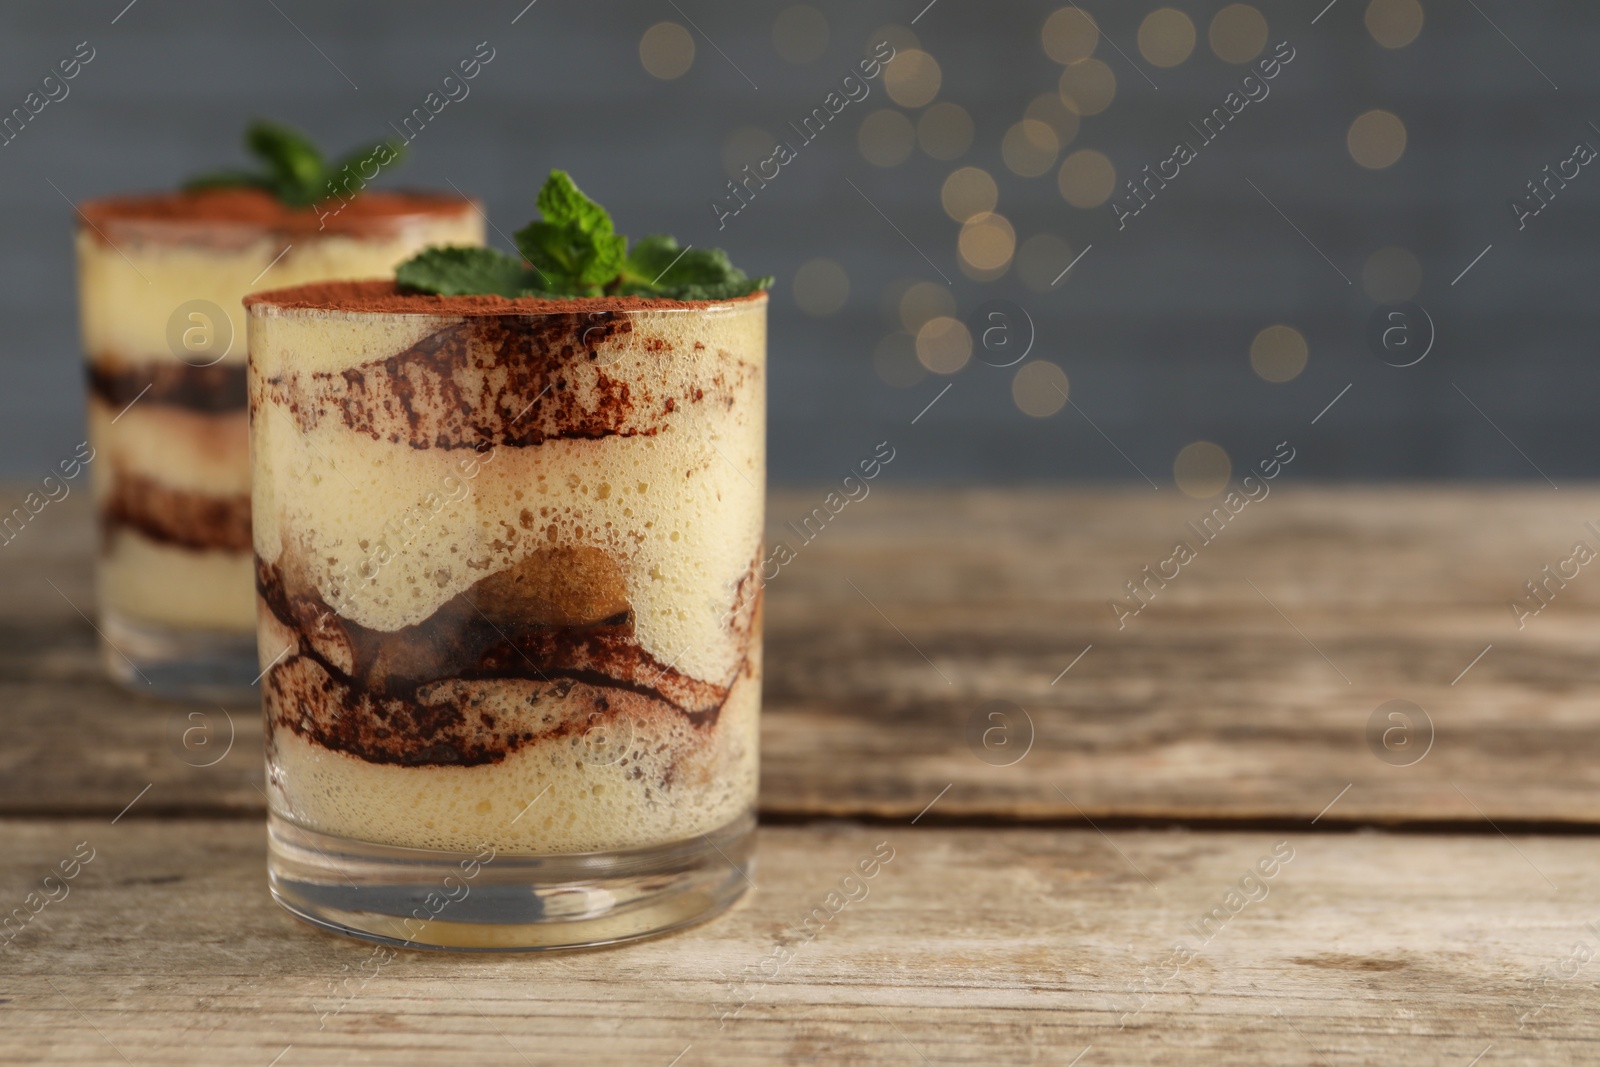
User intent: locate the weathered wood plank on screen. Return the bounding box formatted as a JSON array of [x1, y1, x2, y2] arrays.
[[5, 488, 1600, 823], [1, 819, 1595, 1065]]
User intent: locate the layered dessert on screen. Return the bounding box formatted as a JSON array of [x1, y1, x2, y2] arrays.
[[78, 187, 483, 690], [247, 281, 767, 854]]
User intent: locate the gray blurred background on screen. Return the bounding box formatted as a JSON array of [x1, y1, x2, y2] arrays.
[[1, 0, 1594, 487]]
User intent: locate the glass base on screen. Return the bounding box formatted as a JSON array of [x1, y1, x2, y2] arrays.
[[100, 609, 261, 706], [267, 810, 755, 951]]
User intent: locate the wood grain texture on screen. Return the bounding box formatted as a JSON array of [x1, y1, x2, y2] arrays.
[[5, 487, 1600, 823], [1, 818, 1595, 1066]]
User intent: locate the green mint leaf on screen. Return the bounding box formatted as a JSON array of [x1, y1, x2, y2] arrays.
[[670, 272, 774, 301], [535, 170, 604, 227], [514, 172, 627, 294], [620, 234, 685, 285], [183, 120, 406, 208], [396, 246, 537, 298], [637, 241, 737, 289], [325, 138, 406, 200], [619, 236, 770, 300], [246, 120, 326, 205], [398, 169, 770, 300]]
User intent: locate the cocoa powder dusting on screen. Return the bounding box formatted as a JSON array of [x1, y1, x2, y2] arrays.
[[78, 188, 475, 240], [245, 278, 768, 316], [257, 312, 718, 449]]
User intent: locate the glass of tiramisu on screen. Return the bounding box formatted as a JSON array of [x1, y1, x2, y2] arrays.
[[77, 122, 483, 701], [249, 173, 770, 949]]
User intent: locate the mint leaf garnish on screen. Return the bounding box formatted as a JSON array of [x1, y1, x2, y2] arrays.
[[398, 171, 771, 301], [247, 122, 325, 202], [395, 247, 531, 298], [184, 119, 406, 208], [617, 236, 770, 300], [514, 172, 628, 294]]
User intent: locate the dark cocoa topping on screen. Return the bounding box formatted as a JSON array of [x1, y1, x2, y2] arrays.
[[102, 469, 252, 552], [257, 548, 761, 767], [78, 188, 475, 241], [245, 278, 766, 315], [90, 360, 247, 413]]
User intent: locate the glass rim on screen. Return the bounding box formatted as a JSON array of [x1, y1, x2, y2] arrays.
[[243, 286, 770, 319]]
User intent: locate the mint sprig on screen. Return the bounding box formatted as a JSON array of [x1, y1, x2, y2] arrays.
[[515, 170, 628, 292], [185, 120, 405, 208], [395, 171, 772, 301]]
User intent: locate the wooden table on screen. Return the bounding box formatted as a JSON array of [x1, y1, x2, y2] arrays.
[[4, 488, 1598, 1065]]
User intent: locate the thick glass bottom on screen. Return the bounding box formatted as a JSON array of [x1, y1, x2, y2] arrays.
[[101, 608, 260, 705], [267, 809, 755, 951]]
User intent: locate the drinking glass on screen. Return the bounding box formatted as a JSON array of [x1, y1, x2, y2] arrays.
[[76, 190, 482, 701], [247, 281, 765, 949]]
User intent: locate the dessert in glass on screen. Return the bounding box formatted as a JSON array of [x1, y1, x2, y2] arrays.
[[76, 122, 482, 701], [249, 173, 770, 949]]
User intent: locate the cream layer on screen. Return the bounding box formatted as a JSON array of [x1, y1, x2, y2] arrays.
[[101, 528, 256, 631], [77, 210, 484, 368]]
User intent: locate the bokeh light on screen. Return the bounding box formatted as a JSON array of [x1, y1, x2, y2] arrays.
[[879, 277, 919, 325], [1209, 4, 1268, 64], [1017, 234, 1076, 292], [916, 316, 973, 374], [1059, 58, 1116, 115], [941, 166, 998, 222], [1366, 0, 1424, 48], [1348, 109, 1407, 169], [958, 212, 1016, 278], [1002, 119, 1060, 178], [898, 281, 957, 332], [1174, 441, 1232, 498], [884, 48, 941, 108], [858, 109, 915, 167], [917, 102, 974, 160], [1249, 325, 1308, 383], [1057, 149, 1116, 208], [1362, 246, 1423, 302], [1024, 93, 1081, 148], [873, 333, 926, 389], [640, 22, 695, 80], [773, 5, 829, 65], [792, 258, 850, 317], [1041, 7, 1099, 64], [866, 25, 920, 56], [1013, 361, 1070, 417], [1138, 8, 1196, 68]]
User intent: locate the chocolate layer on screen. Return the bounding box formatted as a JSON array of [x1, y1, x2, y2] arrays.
[[257, 550, 761, 767], [90, 361, 247, 414], [102, 469, 252, 552], [255, 312, 748, 450]]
